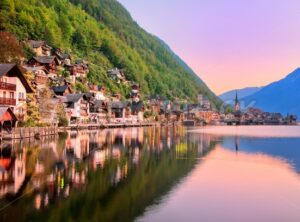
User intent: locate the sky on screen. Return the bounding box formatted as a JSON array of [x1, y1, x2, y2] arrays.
[[117, 0, 300, 95]]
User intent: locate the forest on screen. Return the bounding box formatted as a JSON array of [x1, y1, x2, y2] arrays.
[[0, 0, 220, 106]]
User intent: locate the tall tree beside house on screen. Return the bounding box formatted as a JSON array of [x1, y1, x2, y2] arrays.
[[0, 32, 24, 63], [22, 71, 41, 126]]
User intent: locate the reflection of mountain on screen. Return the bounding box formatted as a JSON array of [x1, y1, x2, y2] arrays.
[[222, 136, 300, 172]]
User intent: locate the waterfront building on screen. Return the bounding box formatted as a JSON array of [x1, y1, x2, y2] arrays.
[[0, 64, 33, 120], [63, 94, 91, 125]]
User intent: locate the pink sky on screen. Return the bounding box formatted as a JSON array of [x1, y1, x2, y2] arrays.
[[118, 0, 300, 94]]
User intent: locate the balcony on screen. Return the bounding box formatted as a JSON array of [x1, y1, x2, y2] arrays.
[[0, 82, 16, 91], [0, 97, 16, 106]]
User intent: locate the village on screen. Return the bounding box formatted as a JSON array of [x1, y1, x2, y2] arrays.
[[0, 39, 297, 140]]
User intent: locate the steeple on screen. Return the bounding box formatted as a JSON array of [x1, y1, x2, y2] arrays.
[[235, 91, 240, 111]]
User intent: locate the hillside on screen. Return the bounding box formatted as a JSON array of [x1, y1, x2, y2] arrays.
[[0, 0, 220, 106], [243, 68, 300, 116], [219, 87, 262, 102]]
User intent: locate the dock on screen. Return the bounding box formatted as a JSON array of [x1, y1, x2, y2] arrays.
[[1, 127, 58, 140], [0, 122, 160, 140], [60, 122, 159, 131]]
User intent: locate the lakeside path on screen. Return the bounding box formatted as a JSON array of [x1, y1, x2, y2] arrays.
[[189, 125, 300, 138]]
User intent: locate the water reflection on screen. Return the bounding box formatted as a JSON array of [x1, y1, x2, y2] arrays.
[[0, 127, 217, 222], [221, 136, 300, 172]]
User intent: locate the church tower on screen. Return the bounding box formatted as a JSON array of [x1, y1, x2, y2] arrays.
[[235, 91, 240, 111]]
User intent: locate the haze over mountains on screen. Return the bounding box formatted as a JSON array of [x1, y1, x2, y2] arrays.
[[221, 68, 300, 117]]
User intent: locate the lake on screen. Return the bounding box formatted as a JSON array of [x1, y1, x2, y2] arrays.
[[1, 126, 300, 222]]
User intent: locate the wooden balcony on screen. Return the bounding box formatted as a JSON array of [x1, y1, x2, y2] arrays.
[[0, 97, 16, 106], [0, 82, 16, 91]]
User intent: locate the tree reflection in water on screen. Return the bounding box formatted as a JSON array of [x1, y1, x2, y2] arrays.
[[0, 127, 218, 222]]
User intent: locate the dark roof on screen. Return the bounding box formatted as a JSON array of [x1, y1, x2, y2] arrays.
[[131, 101, 144, 113], [52, 85, 68, 94], [65, 94, 84, 103], [32, 56, 59, 65], [0, 64, 33, 93], [0, 64, 15, 76], [111, 101, 129, 109], [92, 100, 106, 109]]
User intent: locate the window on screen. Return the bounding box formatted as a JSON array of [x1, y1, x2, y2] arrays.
[[19, 92, 24, 99], [10, 92, 14, 99], [3, 91, 6, 98]]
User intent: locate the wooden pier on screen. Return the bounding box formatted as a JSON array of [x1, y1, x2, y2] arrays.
[[0, 122, 161, 141], [1, 127, 58, 140], [61, 122, 159, 131]]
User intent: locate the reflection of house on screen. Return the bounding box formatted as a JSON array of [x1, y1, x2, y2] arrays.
[[0, 148, 26, 198], [0, 64, 33, 119]]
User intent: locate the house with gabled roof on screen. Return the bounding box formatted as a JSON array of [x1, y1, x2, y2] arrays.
[[26, 40, 52, 56], [27, 56, 59, 77], [52, 85, 73, 96], [0, 64, 33, 120], [63, 94, 91, 125]]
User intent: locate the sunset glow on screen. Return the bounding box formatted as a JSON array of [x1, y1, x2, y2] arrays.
[[118, 0, 300, 94]]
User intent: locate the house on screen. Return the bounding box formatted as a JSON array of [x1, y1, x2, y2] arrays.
[[0, 64, 33, 120], [63, 94, 91, 125], [52, 85, 72, 96], [89, 100, 108, 124], [89, 85, 107, 101], [27, 56, 59, 77], [70, 60, 89, 78], [110, 101, 130, 122], [52, 48, 71, 65], [107, 68, 125, 82], [23, 66, 48, 87], [26, 40, 52, 56], [131, 101, 144, 122]]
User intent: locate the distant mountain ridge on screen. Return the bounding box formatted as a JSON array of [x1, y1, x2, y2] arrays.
[[219, 87, 262, 102], [243, 68, 300, 116]]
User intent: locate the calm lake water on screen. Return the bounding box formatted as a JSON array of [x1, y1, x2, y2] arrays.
[[1, 126, 300, 222]]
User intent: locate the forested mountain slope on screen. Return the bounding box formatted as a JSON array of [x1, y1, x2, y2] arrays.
[[0, 0, 220, 106]]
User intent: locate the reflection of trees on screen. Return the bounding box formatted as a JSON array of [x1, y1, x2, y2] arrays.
[[0, 127, 219, 222]]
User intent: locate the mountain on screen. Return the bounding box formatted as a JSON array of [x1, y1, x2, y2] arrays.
[[0, 0, 220, 106], [243, 68, 300, 116], [219, 87, 262, 102]]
